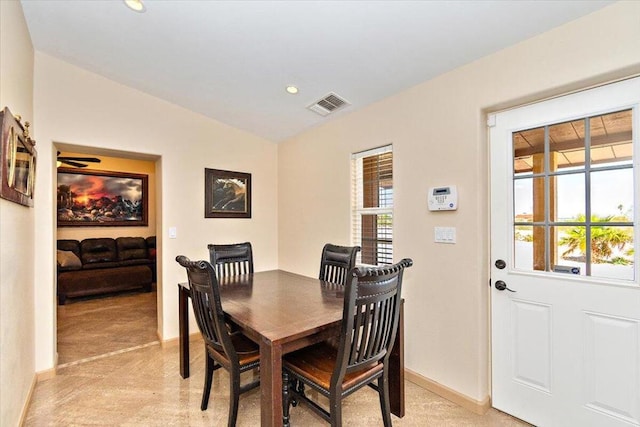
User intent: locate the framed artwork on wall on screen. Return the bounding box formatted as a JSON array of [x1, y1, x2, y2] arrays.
[[57, 168, 148, 226], [0, 107, 37, 207], [204, 168, 251, 218]]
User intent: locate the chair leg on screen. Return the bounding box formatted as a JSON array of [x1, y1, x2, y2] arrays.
[[228, 371, 240, 427], [201, 352, 215, 410], [378, 371, 393, 427], [294, 378, 305, 398], [290, 377, 303, 407], [283, 370, 291, 427], [329, 394, 343, 427]]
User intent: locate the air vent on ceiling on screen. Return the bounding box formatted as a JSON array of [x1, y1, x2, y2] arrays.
[[307, 92, 350, 117]]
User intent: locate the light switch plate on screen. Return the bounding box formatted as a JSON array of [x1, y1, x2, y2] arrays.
[[434, 226, 456, 244], [169, 227, 177, 239]]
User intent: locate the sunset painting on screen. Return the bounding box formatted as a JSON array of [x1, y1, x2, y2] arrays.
[[57, 168, 148, 226]]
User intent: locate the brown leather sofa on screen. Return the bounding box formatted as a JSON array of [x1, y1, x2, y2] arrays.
[[56, 236, 156, 305]]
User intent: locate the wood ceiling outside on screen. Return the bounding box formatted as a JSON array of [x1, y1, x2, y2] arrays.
[[513, 109, 632, 173]]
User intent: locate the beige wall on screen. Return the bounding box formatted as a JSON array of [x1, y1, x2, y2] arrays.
[[32, 53, 279, 371], [0, 1, 35, 425], [55, 152, 156, 241], [278, 1, 640, 404], [12, 0, 639, 414]]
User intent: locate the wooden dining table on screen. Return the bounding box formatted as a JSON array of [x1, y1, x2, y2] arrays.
[[178, 269, 405, 426]]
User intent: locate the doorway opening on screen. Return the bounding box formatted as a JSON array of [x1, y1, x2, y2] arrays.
[[54, 143, 161, 366]]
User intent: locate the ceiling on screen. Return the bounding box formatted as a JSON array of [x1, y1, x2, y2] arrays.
[[21, 0, 614, 143]]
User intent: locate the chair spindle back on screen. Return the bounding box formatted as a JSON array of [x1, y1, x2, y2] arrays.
[[208, 242, 254, 278], [175, 255, 238, 363], [318, 243, 361, 286], [335, 259, 413, 381]]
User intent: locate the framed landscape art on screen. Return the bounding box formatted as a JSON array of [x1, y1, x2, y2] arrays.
[[57, 168, 148, 226], [204, 168, 251, 218]]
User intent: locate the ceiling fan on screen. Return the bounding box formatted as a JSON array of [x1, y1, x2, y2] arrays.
[[57, 152, 101, 168]]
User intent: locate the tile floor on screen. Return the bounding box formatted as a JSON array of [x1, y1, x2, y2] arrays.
[[25, 291, 530, 426], [56, 289, 159, 366]]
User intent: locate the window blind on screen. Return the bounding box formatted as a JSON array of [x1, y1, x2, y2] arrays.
[[351, 145, 393, 265]]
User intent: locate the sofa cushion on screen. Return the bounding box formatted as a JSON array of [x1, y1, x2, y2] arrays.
[[81, 238, 117, 264], [82, 261, 122, 270], [120, 259, 152, 267], [57, 250, 82, 270], [116, 237, 148, 262], [57, 265, 152, 304], [57, 239, 81, 259]]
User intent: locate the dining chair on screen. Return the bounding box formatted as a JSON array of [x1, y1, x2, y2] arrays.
[[175, 255, 260, 427], [207, 242, 254, 278], [318, 243, 361, 286], [283, 258, 413, 427]]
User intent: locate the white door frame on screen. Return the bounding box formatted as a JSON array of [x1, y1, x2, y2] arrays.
[[489, 77, 640, 427]]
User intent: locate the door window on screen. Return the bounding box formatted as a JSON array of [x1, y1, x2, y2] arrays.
[[512, 109, 635, 281]]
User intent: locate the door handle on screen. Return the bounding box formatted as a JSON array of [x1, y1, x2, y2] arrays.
[[495, 280, 516, 292]]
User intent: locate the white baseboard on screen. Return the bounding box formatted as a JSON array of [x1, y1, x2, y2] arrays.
[[160, 332, 201, 348], [19, 375, 37, 426], [36, 366, 57, 381], [405, 368, 491, 415]]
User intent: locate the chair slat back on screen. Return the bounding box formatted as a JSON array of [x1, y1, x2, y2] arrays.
[[334, 259, 412, 382], [176, 255, 238, 363], [318, 244, 361, 286], [208, 242, 254, 278]]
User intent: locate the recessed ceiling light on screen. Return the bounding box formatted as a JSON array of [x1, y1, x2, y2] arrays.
[[286, 85, 299, 95], [124, 0, 146, 13]]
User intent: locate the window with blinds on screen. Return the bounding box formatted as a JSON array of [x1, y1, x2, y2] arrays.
[[351, 145, 393, 265]]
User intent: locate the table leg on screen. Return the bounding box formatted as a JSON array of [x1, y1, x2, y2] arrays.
[[179, 285, 190, 379], [260, 338, 283, 427], [389, 300, 405, 417]]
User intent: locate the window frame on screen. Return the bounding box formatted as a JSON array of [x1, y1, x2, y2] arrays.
[[351, 144, 393, 266]]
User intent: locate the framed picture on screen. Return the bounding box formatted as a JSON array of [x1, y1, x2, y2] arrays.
[[205, 168, 251, 218], [57, 168, 148, 226], [0, 107, 37, 207]]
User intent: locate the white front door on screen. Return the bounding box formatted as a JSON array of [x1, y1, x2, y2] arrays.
[[490, 77, 640, 427]]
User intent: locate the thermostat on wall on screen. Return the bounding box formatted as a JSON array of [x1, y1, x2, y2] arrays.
[[428, 185, 458, 211]]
